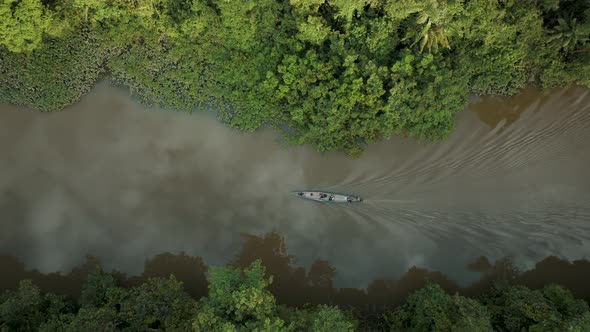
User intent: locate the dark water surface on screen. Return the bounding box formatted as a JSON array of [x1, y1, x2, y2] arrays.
[[1, 82, 589, 288]]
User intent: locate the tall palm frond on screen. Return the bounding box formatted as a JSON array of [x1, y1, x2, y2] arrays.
[[403, 0, 452, 53], [548, 15, 590, 53]]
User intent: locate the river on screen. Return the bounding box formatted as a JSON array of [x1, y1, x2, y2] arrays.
[[1, 81, 589, 288]]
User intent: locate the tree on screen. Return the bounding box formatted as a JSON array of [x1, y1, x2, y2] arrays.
[[386, 283, 494, 331], [1, 0, 589, 156], [0, 280, 45, 331], [38, 307, 120, 332], [311, 305, 356, 332], [205, 260, 277, 322], [452, 0, 547, 95], [481, 283, 590, 332], [193, 260, 289, 331], [401, 0, 456, 53], [549, 15, 590, 53], [276, 303, 356, 332], [119, 275, 198, 331], [69, 0, 105, 24], [0, 280, 70, 332], [0, 0, 50, 52], [78, 265, 118, 308]]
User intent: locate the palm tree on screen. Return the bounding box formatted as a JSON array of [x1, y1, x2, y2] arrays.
[[402, 0, 452, 53], [549, 15, 590, 54], [411, 20, 450, 53]]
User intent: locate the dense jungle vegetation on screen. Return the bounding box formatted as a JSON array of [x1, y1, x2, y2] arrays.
[[2, 229, 590, 332], [2, 258, 590, 332], [1, 0, 589, 155]]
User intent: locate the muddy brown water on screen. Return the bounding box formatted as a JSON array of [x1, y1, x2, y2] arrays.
[[1, 82, 589, 288]]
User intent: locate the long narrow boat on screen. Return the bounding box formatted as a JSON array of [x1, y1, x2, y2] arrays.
[[292, 191, 363, 203]]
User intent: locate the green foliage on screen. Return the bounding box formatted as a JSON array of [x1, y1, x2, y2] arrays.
[[386, 283, 494, 332], [541, 52, 590, 88], [0, 28, 110, 111], [38, 307, 120, 332], [0, 0, 50, 52], [193, 260, 289, 331], [400, 0, 460, 53], [481, 283, 590, 332], [0, 280, 70, 332], [1, 0, 589, 156], [106, 0, 285, 132], [311, 305, 356, 332], [548, 15, 590, 53], [107, 37, 211, 110], [2, 263, 590, 332], [79, 265, 118, 308], [0, 280, 45, 331], [119, 275, 198, 331], [387, 50, 469, 140], [260, 0, 472, 156], [274, 303, 356, 332], [451, 0, 546, 95]]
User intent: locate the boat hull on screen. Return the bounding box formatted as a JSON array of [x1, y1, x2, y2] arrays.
[[292, 191, 362, 203]]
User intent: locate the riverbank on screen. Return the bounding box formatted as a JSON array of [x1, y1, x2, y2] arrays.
[[2, 250, 590, 331], [1, 0, 588, 156]]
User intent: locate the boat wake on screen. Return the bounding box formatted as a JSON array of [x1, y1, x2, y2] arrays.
[[362, 199, 416, 204]]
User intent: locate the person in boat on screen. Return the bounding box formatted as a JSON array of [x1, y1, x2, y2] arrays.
[[347, 196, 353, 203], [320, 193, 328, 199], [297, 192, 304, 196], [329, 194, 335, 201]]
